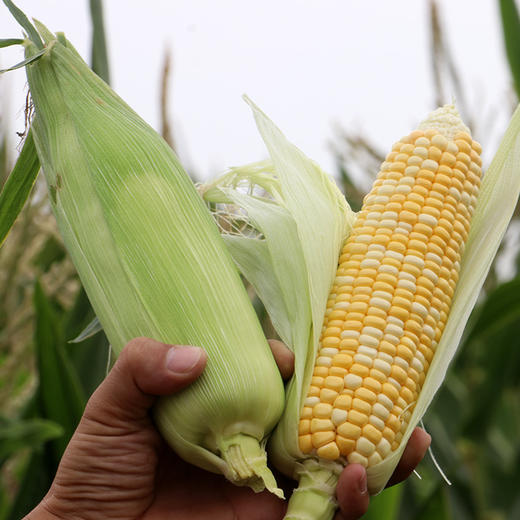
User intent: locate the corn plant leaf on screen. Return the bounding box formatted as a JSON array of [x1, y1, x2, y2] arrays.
[[89, 0, 110, 84], [499, 0, 520, 98], [0, 47, 46, 73], [0, 38, 23, 48], [0, 418, 63, 462], [5, 448, 54, 520], [68, 316, 102, 343], [33, 280, 86, 462], [0, 130, 40, 246], [2, 0, 43, 49], [362, 484, 403, 520]]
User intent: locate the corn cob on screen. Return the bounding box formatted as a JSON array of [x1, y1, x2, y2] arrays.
[[298, 108, 481, 466], [6, 12, 285, 495]]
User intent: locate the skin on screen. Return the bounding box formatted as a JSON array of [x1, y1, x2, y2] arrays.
[[26, 337, 431, 520]]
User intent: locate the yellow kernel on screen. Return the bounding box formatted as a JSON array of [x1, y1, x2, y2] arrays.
[[320, 388, 339, 404], [382, 382, 399, 402], [299, 420, 311, 435], [363, 423, 384, 445], [352, 398, 372, 415], [317, 442, 341, 460], [313, 403, 333, 418], [299, 434, 313, 453], [355, 387, 377, 404], [337, 435, 356, 455], [348, 409, 369, 426], [301, 406, 313, 419], [311, 418, 334, 433], [325, 376, 345, 392], [332, 353, 353, 369], [337, 422, 362, 439], [312, 431, 336, 448], [334, 394, 352, 410]]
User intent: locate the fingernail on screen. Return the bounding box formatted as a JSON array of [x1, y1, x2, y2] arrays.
[[358, 472, 367, 495], [166, 346, 203, 374]]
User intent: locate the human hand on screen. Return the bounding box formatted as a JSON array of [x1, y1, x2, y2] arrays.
[[26, 337, 430, 520]]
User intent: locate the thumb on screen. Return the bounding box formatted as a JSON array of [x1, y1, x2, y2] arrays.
[[84, 337, 207, 425]]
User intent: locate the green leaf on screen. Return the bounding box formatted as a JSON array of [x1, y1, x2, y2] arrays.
[[0, 48, 46, 73], [33, 280, 86, 462], [0, 418, 63, 461], [364, 484, 403, 520], [6, 449, 54, 520], [0, 130, 40, 247], [89, 0, 110, 84], [0, 38, 23, 48], [68, 316, 102, 344], [500, 0, 520, 98], [2, 0, 43, 49], [32, 235, 66, 272]]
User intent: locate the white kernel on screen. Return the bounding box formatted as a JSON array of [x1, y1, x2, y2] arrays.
[[387, 316, 404, 328], [423, 269, 439, 283], [361, 258, 380, 269], [379, 352, 394, 364], [372, 403, 390, 421], [400, 177, 416, 187], [367, 250, 385, 260], [356, 437, 376, 457], [423, 324, 435, 339], [404, 165, 419, 176], [344, 373, 363, 389], [372, 290, 393, 302], [419, 213, 438, 226], [335, 301, 350, 310], [396, 184, 412, 195], [354, 353, 373, 367], [430, 307, 440, 321], [335, 276, 355, 285], [449, 187, 461, 201], [341, 329, 360, 339], [383, 334, 400, 345], [411, 357, 424, 373], [382, 211, 398, 220], [376, 438, 392, 457], [414, 146, 428, 158], [364, 219, 380, 228], [411, 302, 428, 318], [378, 264, 399, 275], [374, 195, 390, 205], [357, 234, 373, 243], [305, 396, 320, 407], [332, 408, 348, 426], [404, 255, 425, 269], [316, 356, 332, 367], [321, 347, 339, 356], [383, 179, 398, 186], [358, 345, 378, 358], [370, 297, 392, 311], [369, 415, 385, 431], [347, 452, 368, 465], [358, 335, 379, 348], [380, 219, 397, 229], [398, 272, 415, 284], [373, 358, 392, 375], [368, 452, 383, 466], [397, 279, 416, 292], [422, 159, 439, 171], [398, 221, 413, 231], [388, 377, 401, 390], [385, 250, 404, 261], [367, 211, 381, 220], [394, 356, 408, 370], [378, 394, 394, 410], [385, 323, 404, 337], [425, 252, 442, 264], [362, 326, 384, 339], [377, 185, 395, 195], [368, 243, 386, 253]]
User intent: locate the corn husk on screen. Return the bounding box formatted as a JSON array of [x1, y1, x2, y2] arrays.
[[202, 99, 520, 518], [16, 20, 285, 495]]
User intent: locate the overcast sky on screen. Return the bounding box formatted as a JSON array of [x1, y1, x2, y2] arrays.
[[0, 0, 513, 182]]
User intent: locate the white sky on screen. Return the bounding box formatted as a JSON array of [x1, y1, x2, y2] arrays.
[[0, 0, 513, 183]]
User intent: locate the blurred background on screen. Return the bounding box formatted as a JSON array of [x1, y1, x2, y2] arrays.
[[1, 1, 520, 518]]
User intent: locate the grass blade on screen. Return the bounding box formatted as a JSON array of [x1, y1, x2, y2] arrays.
[[2, 0, 43, 49], [0, 130, 40, 246], [500, 0, 520, 98], [89, 0, 110, 84]]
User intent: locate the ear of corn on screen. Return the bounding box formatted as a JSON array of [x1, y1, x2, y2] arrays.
[[203, 100, 520, 519], [12, 17, 285, 495]]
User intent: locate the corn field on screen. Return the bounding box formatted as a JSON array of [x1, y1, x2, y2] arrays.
[[1, 1, 520, 518]]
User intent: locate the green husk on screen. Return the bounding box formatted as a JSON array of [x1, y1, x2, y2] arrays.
[[9, 15, 285, 496], [203, 101, 520, 518]]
